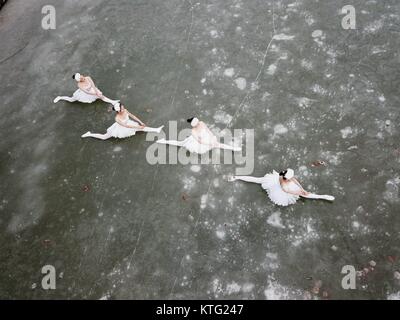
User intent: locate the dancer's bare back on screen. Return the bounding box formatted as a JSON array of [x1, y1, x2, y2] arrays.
[[77, 76, 100, 96]]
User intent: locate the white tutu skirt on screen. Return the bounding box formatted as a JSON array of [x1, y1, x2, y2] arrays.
[[261, 171, 300, 206], [73, 89, 98, 103], [106, 120, 138, 138], [182, 136, 214, 154]]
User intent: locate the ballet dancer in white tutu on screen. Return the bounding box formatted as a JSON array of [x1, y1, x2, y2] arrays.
[[53, 73, 119, 104], [81, 102, 164, 140], [231, 168, 334, 206], [156, 117, 241, 154]]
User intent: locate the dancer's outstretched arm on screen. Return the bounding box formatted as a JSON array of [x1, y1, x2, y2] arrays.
[[232, 176, 265, 184], [291, 178, 310, 196], [290, 178, 334, 200], [201, 124, 238, 150], [86, 77, 101, 95], [281, 184, 307, 196], [206, 127, 217, 141], [77, 78, 97, 95], [128, 112, 146, 126], [86, 77, 117, 103], [116, 118, 144, 129]]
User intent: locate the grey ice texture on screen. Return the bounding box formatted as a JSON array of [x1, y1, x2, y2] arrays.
[[0, 0, 399, 299]]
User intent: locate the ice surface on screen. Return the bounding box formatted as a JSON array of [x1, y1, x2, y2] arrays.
[[0, 0, 399, 299]]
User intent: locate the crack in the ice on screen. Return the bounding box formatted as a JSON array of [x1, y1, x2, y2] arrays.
[[169, 0, 195, 111], [225, 0, 276, 130], [127, 219, 145, 271], [169, 0, 278, 298], [0, 41, 29, 64], [127, 167, 158, 272]]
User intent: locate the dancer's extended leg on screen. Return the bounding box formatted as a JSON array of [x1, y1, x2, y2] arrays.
[[99, 95, 119, 105], [156, 138, 186, 147], [302, 193, 335, 201], [138, 125, 164, 134], [81, 131, 112, 140], [54, 96, 77, 103], [234, 176, 265, 184], [216, 142, 241, 152]]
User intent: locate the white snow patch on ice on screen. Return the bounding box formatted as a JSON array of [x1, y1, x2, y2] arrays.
[[216, 226, 226, 240], [213, 110, 233, 125], [301, 59, 313, 70], [304, 13, 315, 26], [340, 127, 353, 139], [311, 84, 328, 95], [190, 165, 201, 173], [242, 283, 255, 293], [213, 178, 220, 187], [365, 20, 383, 33], [383, 178, 400, 204], [264, 280, 302, 300], [212, 278, 223, 297], [274, 124, 288, 135], [297, 97, 314, 108], [234, 77, 247, 90], [210, 30, 219, 38], [200, 194, 208, 209], [387, 292, 400, 300], [263, 252, 279, 270], [289, 218, 320, 247], [262, 92, 271, 101], [267, 212, 285, 229], [273, 33, 295, 40], [226, 282, 241, 295], [311, 30, 323, 38], [224, 68, 235, 77], [182, 176, 196, 191], [267, 64, 277, 75]]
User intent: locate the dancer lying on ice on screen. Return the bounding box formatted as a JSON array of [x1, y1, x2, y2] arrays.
[[231, 169, 334, 206], [54, 73, 119, 104], [156, 117, 241, 154], [81, 102, 164, 140]]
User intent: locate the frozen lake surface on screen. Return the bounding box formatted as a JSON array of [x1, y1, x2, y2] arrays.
[[0, 0, 399, 299]]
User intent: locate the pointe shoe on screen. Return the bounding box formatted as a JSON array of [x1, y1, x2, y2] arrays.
[[157, 125, 165, 133], [54, 97, 61, 103], [81, 131, 91, 138], [233, 146, 242, 152]]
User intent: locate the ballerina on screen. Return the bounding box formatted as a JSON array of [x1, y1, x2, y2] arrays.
[[81, 102, 164, 140], [231, 168, 334, 206], [156, 117, 241, 154], [53, 73, 119, 104]]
